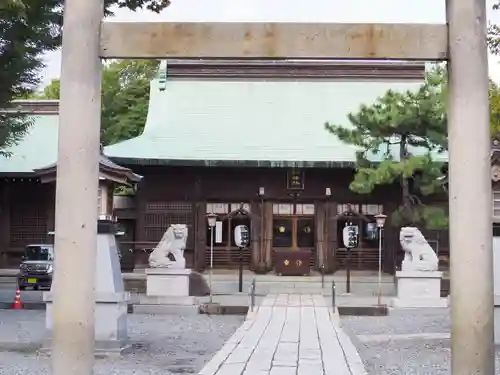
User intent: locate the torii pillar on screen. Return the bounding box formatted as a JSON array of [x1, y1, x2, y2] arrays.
[[50, 0, 103, 374], [52, 0, 494, 375]]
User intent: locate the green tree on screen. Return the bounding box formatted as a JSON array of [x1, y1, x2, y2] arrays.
[[100, 60, 159, 145], [489, 1, 500, 54], [325, 67, 448, 229], [0, 0, 169, 156], [420, 64, 500, 138], [39, 59, 159, 145], [490, 80, 500, 138], [39, 79, 60, 100]]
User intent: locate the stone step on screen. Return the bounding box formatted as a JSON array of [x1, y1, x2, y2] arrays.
[[123, 276, 396, 296], [133, 304, 199, 315]]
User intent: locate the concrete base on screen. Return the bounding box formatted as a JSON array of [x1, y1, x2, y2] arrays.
[[493, 296, 500, 344], [146, 268, 191, 297], [43, 291, 130, 355], [40, 338, 131, 358], [133, 295, 199, 315], [43, 226, 130, 355], [391, 270, 448, 308], [133, 304, 199, 315]]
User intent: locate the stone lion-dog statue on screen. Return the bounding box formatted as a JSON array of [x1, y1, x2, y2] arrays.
[[399, 227, 439, 272], [148, 224, 188, 268]]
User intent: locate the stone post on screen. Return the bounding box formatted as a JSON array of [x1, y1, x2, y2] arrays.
[[50, 0, 103, 374], [447, 0, 495, 373]]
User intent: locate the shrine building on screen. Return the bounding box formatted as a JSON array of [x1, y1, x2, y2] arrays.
[[0, 59, 457, 274]]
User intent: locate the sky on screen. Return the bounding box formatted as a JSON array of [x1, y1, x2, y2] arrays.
[[40, 0, 500, 86]]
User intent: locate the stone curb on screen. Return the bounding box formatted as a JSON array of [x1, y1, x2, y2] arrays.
[[0, 302, 46, 310], [197, 319, 253, 375], [332, 321, 368, 375], [0, 342, 42, 353]]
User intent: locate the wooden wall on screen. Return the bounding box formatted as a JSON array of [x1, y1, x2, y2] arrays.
[[127, 165, 449, 274], [0, 179, 54, 267], [0, 166, 451, 273]]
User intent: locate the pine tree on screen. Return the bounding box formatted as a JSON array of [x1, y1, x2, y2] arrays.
[[325, 66, 448, 229]]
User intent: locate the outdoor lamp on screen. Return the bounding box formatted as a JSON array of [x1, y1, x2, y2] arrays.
[[374, 212, 387, 306], [207, 213, 217, 228], [258, 187, 265, 196], [206, 212, 217, 304], [374, 213, 387, 228]]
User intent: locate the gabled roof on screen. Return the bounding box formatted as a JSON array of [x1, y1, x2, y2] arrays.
[[0, 100, 141, 183], [0, 100, 59, 174], [105, 60, 444, 167], [34, 149, 142, 186], [1, 61, 447, 174]]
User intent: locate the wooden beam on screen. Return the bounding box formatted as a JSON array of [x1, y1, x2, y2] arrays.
[[100, 22, 448, 60]]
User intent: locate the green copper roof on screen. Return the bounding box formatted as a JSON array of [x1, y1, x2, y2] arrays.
[[0, 114, 59, 174], [105, 77, 442, 167], [0, 73, 446, 174]]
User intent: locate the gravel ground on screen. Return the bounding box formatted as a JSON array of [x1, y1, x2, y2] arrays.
[[342, 308, 450, 336], [341, 308, 500, 375], [0, 310, 243, 375]]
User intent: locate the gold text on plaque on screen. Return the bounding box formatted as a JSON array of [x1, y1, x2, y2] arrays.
[[284, 259, 290, 266], [296, 260, 303, 266]]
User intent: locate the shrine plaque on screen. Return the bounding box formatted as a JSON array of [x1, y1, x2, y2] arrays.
[[287, 170, 305, 190]]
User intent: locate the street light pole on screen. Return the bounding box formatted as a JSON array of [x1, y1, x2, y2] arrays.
[[374, 214, 387, 306], [209, 226, 214, 303], [258, 187, 265, 268], [206, 213, 217, 304], [377, 228, 382, 304]]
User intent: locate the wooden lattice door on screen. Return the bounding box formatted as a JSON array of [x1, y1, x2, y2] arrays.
[[143, 202, 194, 250]]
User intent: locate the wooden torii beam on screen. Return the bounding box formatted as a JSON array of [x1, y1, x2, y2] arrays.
[[52, 1, 493, 375]]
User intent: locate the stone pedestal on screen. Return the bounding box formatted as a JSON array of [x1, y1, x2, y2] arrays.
[[134, 268, 198, 314], [391, 271, 447, 308], [43, 220, 130, 355], [146, 268, 191, 297], [493, 237, 500, 344]]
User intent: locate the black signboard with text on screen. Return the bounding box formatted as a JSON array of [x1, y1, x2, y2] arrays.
[[286, 169, 305, 190]]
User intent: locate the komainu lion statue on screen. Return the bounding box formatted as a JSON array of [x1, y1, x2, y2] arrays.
[[400, 227, 439, 272], [148, 224, 188, 268]]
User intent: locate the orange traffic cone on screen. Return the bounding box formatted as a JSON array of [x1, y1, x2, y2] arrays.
[[12, 287, 22, 309]]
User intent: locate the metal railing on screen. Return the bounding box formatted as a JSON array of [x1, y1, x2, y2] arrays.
[[248, 278, 256, 312], [331, 280, 336, 308], [320, 264, 325, 288]]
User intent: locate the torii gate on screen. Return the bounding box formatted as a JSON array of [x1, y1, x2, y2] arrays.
[[51, 1, 492, 374]]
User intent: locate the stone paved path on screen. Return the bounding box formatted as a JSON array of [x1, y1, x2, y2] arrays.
[[198, 293, 366, 375]]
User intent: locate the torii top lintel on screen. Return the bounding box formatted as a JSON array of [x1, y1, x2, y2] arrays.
[[99, 22, 448, 61]]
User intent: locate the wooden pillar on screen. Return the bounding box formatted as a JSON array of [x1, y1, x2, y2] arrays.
[[0, 183, 10, 267], [249, 200, 261, 270], [382, 224, 397, 274], [46, 185, 56, 243], [193, 201, 207, 272], [325, 201, 338, 274], [134, 189, 146, 267], [382, 202, 398, 274], [314, 200, 326, 271], [262, 201, 273, 270]]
